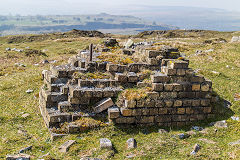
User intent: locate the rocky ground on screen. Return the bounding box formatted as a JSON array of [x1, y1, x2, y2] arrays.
[[0, 30, 240, 159]]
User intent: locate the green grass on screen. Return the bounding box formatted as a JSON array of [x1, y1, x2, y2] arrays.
[[0, 32, 240, 159]]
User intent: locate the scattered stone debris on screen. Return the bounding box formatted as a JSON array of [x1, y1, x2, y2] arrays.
[[211, 71, 220, 75], [210, 120, 228, 128], [5, 48, 11, 51], [190, 144, 201, 155], [94, 98, 114, 114], [228, 139, 240, 146], [59, 140, 76, 153], [126, 138, 137, 149], [158, 129, 168, 134], [26, 89, 33, 93], [199, 128, 209, 134], [42, 60, 49, 64], [21, 113, 30, 118], [50, 133, 68, 141], [178, 133, 190, 139], [124, 39, 134, 49], [19, 146, 32, 153], [224, 100, 232, 108], [198, 138, 216, 144], [231, 116, 239, 121], [6, 154, 30, 160], [100, 138, 112, 150], [15, 63, 26, 67], [126, 154, 136, 158], [205, 49, 214, 53], [191, 126, 203, 131], [231, 36, 240, 43]]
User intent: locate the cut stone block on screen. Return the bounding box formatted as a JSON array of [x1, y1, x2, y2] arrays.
[[126, 138, 137, 149], [115, 117, 135, 124], [152, 83, 164, 92], [94, 98, 114, 113], [51, 133, 68, 141], [6, 154, 30, 160], [115, 73, 128, 83], [128, 72, 138, 82], [59, 140, 76, 153], [58, 101, 72, 112], [100, 138, 112, 150], [151, 73, 170, 83], [121, 108, 133, 116], [108, 107, 120, 119], [106, 63, 119, 72], [125, 99, 136, 108]]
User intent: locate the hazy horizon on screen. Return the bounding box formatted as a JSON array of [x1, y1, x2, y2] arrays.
[[1, 0, 240, 16]]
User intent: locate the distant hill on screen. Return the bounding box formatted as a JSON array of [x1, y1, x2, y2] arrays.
[[0, 13, 177, 36], [126, 6, 240, 31]]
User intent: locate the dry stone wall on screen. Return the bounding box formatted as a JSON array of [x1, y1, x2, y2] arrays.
[[39, 43, 214, 131]]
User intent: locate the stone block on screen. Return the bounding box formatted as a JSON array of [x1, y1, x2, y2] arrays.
[[148, 58, 159, 65], [201, 99, 211, 106], [173, 83, 183, 91], [183, 99, 192, 106], [100, 138, 112, 150], [108, 107, 120, 119], [58, 101, 72, 112], [59, 140, 76, 153], [138, 116, 154, 123], [159, 108, 168, 114], [191, 76, 205, 83], [192, 100, 200, 107], [152, 83, 164, 92], [94, 98, 114, 113], [186, 107, 194, 114], [156, 100, 165, 107], [164, 100, 173, 107], [149, 108, 159, 115], [155, 115, 171, 123], [174, 100, 182, 107], [201, 83, 210, 92], [125, 99, 136, 108], [164, 84, 174, 91], [6, 154, 30, 160], [168, 60, 189, 69], [115, 73, 128, 83], [192, 84, 201, 91], [106, 63, 119, 72], [103, 88, 115, 97], [141, 108, 150, 115], [126, 138, 137, 149], [69, 97, 89, 105], [128, 72, 139, 82], [151, 73, 170, 83], [132, 109, 142, 116], [128, 64, 139, 72], [118, 65, 127, 73], [137, 82, 152, 88], [163, 68, 177, 76], [145, 98, 155, 107], [121, 108, 133, 116], [115, 117, 135, 124], [147, 92, 159, 100], [177, 69, 186, 76], [203, 107, 212, 113], [93, 88, 103, 98], [177, 108, 185, 114]]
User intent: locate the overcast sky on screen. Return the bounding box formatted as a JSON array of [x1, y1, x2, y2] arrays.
[[0, 0, 240, 15]]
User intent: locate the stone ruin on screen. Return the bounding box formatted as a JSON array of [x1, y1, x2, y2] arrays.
[[39, 39, 214, 134]]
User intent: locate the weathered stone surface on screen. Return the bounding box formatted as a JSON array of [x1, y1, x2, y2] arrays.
[[6, 154, 30, 160], [94, 98, 114, 113], [108, 107, 120, 119], [126, 138, 137, 149], [59, 140, 76, 153], [190, 144, 201, 155], [158, 129, 168, 134], [51, 132, 68, 141], [100, 138, 112, 150]]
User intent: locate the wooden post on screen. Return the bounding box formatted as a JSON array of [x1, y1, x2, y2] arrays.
[[89, 43, 93, 62]]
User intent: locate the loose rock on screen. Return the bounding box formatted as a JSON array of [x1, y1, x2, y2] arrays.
[[100, 138, 112, 150], [190, 144, 201, 155], [6, 154, 30, 160], [178, 133, 190, 139], [126, 138, 137, 149], [158, 129, 168, 134], [19, 146, 32, 153], [26, 89, 33, 93], [59, 140, 76, 153], [21, 113, 30, 118]]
